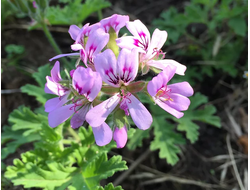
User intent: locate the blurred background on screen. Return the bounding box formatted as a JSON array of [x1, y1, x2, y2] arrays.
[[1, 0, 248, 189]]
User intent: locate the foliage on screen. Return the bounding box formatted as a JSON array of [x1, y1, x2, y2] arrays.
[[153, 0, 247, 78], [46, 0, 111, 25]]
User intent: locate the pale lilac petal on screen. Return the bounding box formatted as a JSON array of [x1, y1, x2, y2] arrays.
[[127, 94, 152, 130], [86, 94, 120, 127], [147, 73, 165, 97], [85, 28, 109, 59], [155, 99, 184, 119], [94, 49, 119, 87], [48, 104, 75, 128], [100, 14, 129, 35], [148, 59, 186, 76], [70, 105, 90, 129], [45, 76, 67, 96], [113, 126, 127, 148], [49, 53, 80, 61], [146, 29, 167, 58], [92, 123, 113, 146], [166, 93, 191, 111], [71, 44, 83, 51], [116, 36, 146, 53], [168, 82, 194, 97], [87, 72, 102, 102], [84, 23, 101, 37], [45, 94, 69, 113], [117, 48, 138, 84], [162, 65, 177, 83], [126, 20, 150, 51], [51, 61, 62, 82], [72, 67, 101, 101], [68, 25, 81, 40]]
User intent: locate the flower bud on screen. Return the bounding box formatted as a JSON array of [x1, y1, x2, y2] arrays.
[[113, 126, 127, 148]]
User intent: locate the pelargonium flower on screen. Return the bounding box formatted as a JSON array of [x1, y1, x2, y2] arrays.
[[44, 61, 71, 113], [86, 48, 153, 134], [45, 64, 112, 146], [116, 19, 186, 75], [147, 65, 194, 118]]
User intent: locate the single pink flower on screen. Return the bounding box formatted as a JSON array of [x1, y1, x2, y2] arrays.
[[116, 20, 186, 75], [86, 48, 153, 130], [147, 65, 194, 118]]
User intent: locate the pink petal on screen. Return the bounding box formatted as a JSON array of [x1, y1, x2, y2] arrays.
[[113, 126, 127, 148], [126, 20, 150, 50], [72, 67, 101, 101], [48, 104, 75, 128], [100, 14, 129, 35], [166, 93, 191, 111], [45, 76, 67, 96], [49, 53, 80, 62], [85, 28, 109, 59], [71, 44, 83, 51], [86, 94, 120, 127], [68, 25, 81, 41], [51, 61, 62, 82], [116, 36, 146, 53], [45, 94, 69, 113], [148, 59, 186, 76], [168, 82, 194, 97], [127, 94, 152, 130], [94, 49, 119, 87], [92, 122, 113, 146], [117, 48, 139, 84], [147, 72, 166, 97], [70, 105, 90, 129], [155, 99, 184, 119], [162, 65, 177, 83]]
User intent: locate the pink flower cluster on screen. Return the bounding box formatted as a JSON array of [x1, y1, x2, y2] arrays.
[[45, 14, 194, 148]]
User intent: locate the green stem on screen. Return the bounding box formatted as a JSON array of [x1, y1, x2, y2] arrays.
[[67, 127, 81, 142], [63, 139, 75, 144], [57, 124, 64, 151], [41, 22, 69, 65]]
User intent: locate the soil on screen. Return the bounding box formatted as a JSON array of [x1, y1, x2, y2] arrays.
[[1, 0, 248, 190]]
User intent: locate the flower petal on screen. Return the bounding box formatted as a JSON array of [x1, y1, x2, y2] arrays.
[[94, 49, 119, 87], [45, 76, 67, 96], [85, 28, 109, 61], [68, 25, 81, 41], [116, 36, 146, 53], [45, 94, 69, 113], [126, 20, 150, 51], [146, 29, 167, 59], [147, 72, 166, 96], [49, 53, 80, 62], [127, 94, 152, 130], [51, 61, 62, 82], [48, 104, 75, 128], [148, 59, 186, 76], [166, 93, 191, 111], [70, 105, 90, 129], [100, 14, 129, 35], [155, 99, 184, 119], [86, 94, 120, 127], [117, 48, 139, 84], [92, 123, 113, 146], [113, 126, 127, 148], [168, 82, 194, 97]]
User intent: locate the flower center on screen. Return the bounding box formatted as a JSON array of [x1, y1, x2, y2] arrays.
[[118, 89, 132, 116], [156, 87, 173, 102]]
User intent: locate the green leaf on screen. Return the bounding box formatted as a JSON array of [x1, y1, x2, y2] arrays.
[[174, 93, 221, 143], [127, 128, 150, 150], [150, 117, 186, 165], [228, 17, 247, 37], [98, 183, 124, 190], [46, 0, 111, 25], [21, 64, 54, 105], [5, 147, 127, 190]]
